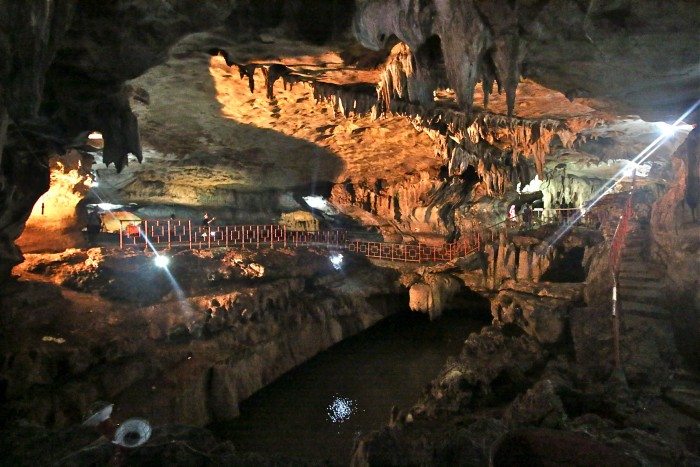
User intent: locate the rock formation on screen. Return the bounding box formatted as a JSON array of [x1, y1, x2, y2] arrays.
[[0, 0, 234, 282], [0, 1, 699, 464]]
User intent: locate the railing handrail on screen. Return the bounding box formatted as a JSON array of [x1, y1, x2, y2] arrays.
[[117, 219, 481, 264], [609, 193, 634, 279], [609, 190, 634, 373]]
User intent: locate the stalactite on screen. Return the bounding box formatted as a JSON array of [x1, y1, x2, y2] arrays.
[[261, 64, 293, 100], [311, 82, 378, 117], [236, 64, 257, 93], [355, 0, 523, 116]]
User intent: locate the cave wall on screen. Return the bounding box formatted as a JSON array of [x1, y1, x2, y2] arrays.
[[0, 1, 235, 282], [650, 126, 700, 366]]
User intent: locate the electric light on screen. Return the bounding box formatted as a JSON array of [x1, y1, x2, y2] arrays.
[[88, 132, 103, 140], [154, 255, 170, 268], [330, 253, 344, 270], [96, 202, 123, 211], [303, 195, 338, 215], [655, 121, 693, 138]]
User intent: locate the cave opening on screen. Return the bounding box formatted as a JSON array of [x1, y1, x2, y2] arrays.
[[284, 0, 356, 44], [460, 164, 480, 188], [540, 246, 586, 283]]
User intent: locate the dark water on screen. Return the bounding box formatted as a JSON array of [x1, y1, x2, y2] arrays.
[[214, 308, 487, 465]]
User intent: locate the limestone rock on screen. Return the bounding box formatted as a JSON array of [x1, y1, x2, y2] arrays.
[[503, 379, 567, 428], [408, 273, 461, 320], [491, 289, 572, 344], [491, 428, 639, 466]]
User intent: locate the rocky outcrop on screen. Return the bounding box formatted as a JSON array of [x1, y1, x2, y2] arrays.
[[491, 281, 584, 344], [650, 127, 700, 368], [1, 248, 402, 428], [408, 272, 461, 320]]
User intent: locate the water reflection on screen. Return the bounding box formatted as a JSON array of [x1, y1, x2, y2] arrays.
[[214, 308, 486, 464]]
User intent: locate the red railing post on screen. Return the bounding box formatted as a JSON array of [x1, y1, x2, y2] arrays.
[[609, 192, 633, 373]]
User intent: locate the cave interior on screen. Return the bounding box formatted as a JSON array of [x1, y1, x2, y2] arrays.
[[0, 1, 699, 465]]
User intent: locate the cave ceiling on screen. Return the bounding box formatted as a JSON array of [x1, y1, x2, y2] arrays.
[[0, 0, 698, 262], [90, 16, 694, 208]]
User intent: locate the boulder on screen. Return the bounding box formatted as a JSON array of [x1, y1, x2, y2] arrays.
[[491, 289, 571, 344], [491, 428, 638, 466], [503, 379, 567, 428]]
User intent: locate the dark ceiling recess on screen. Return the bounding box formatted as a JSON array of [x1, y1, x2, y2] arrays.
[[284, 0, 355, 44], [227, 0, 354, 44], [226, 0, 286, 35]]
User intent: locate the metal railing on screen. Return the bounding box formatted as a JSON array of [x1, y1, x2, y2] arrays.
[[609, 193, 634, 371], [119, 220, 346, 250], [610, 196, 634, 279], [346, 233, 481, 263], [118, 219, 481, 264]]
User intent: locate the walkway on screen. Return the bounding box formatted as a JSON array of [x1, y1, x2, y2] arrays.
[[118, 219, 482, 264]]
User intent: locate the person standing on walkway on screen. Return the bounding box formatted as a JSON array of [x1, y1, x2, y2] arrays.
[[522, 204, 532, 229], [508, 204, 518, 228], [86, 210, 103, 245]]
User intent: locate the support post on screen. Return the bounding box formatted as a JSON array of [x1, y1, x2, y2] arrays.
[[612, 280, 621, 370], [119, 221, 124, 249], [284, 225, 287, 248], [167, 220, 171, 248], [225, 226, 229, 248], [188, 220, 192, 250]]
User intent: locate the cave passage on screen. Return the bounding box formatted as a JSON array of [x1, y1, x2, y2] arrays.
[[212, 306, 487, 464]]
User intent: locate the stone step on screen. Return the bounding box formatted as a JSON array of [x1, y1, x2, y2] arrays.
[[619, 262, 653, 272], [618, 279, 664, 291], [663, 387, 700, 420], [621, 288, 664, 301], [617, 271, 664, 282], [673, 370, 700, 384], [620, 301, 671, 319], [620, 256, 660, 271]]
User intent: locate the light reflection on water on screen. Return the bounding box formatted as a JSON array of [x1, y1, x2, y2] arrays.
[[214, 308, 486, 464]]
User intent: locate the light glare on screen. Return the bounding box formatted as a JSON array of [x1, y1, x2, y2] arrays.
[[330, 253, 343, 270], [154, 255, 170, 268], [327, 396, 354, 423], [97, 202, 123, 211]]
